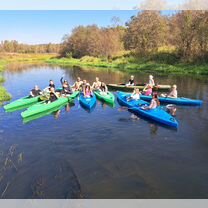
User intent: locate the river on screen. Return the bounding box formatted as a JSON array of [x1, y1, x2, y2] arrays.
[[0, 64, 208, 198]]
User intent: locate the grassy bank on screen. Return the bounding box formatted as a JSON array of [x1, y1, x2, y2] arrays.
[[0, 52, 208, 103], [0, 86, 11, 103], [46, 55, 208, 75]]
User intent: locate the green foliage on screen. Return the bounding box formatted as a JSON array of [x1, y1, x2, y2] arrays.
[[0, 86, 11, 102], [0, 76, 5, 83]]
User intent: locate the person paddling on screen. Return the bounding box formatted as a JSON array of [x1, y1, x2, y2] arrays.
[[92, 77, 102, 90], [143, 93, 160, 110], [30, 85, 42, 97], [60, 76, 73, 95], [126, 75, 135, 86], [127, 88, 141, 101]]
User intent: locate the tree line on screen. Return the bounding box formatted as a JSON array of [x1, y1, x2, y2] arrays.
[[0, 40, 61, 54], [1, 11, 208, 63], [62, 11, 208, 62]]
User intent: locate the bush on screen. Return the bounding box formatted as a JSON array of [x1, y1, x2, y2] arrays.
[[0, 86, 11, 102]]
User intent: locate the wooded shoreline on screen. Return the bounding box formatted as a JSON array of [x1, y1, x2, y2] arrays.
[[0, 52, 208, 103]]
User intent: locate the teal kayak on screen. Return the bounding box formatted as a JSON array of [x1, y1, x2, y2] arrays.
[[129, 106, 179, 128], [117, 91, 148, 108], [21, 91, 78, 119], [79, 93, 96, 110], [140, 95, 203, 106], [94, 90, 115, 105], [117, 92, 178, 128], [4, 96, 41, 112]]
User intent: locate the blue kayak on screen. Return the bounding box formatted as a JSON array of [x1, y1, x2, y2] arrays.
[[140, 95, 202, 106], [79, 93, 96, 110], [117, 91, 148, 107], [129, 106, 179, 128], [117, 92, 178, 128]]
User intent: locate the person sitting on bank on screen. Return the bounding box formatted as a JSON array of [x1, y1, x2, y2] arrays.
[[92, 77, 102, 90], [30, 85, 42, 97], [126, 75, 135, 86], [161, 85, 178, 99], [127, 88, 141, 101], [60, 77, 73, 95]]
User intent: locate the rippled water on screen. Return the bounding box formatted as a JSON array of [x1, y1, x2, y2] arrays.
[[0, 64, 208, 198]]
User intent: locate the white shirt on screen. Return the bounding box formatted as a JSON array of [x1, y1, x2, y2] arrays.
[[168, 89, 177, 98], [131, 93, 140, 100], [149, 99, 157, 109]]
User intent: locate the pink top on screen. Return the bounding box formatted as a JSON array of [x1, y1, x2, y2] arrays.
[[145, 88, 152, 96], [85, 88, 91, 97]]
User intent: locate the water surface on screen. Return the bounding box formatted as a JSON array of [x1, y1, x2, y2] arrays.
[[0, 64, 207, 198]]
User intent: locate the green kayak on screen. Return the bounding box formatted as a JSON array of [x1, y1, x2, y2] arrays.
[[4, 96, 41, 112], [21, 91, 79, 119], [94, 90, 115, 105]]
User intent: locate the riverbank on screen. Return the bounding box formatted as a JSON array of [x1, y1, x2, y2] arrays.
[[0, 52, 208, 102], [46, 55, 208, 75], [0, 53, 57, 102]]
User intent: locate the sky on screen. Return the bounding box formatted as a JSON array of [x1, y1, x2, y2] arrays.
[[0, 0, 184, 10], [0, 10, 177, 44], [0, 10, 138, 44]]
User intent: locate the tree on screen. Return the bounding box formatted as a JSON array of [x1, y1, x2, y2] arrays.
[[124, 11, 168, 56]]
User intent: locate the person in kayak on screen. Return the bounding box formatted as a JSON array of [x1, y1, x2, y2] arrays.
[[161, 85, 178, 98], [80, 79, 87, 92], [60, 77, 73, 95], [48, 87, 59, 103], [30, 85, 42, 97], [99, 82, 108, 94], [49, 80, 55, 89], [143, 85, 153, 96], [127, 88, 141, 101], [72, 77, 83, 91], [148, 75, 155, 87], [143, 93, 160, 110], [126, 75, 135, 86], [84, 84, 93, 98], [92, 77, 102, 90]]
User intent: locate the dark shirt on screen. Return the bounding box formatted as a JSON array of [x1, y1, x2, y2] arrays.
[[49, 83, 55, 89], [31, 89, 41, 97], [60, 77, 72, 94], [49, 92, 58, 102], [129, 79, 135, 85]]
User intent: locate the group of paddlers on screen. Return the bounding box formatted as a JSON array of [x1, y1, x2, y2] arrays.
[[29, 76, 108, 103], [126, 75, 178, 110], [29, 74, 178, 108]]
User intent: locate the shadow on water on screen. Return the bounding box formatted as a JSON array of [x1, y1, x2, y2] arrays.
[[23, 103, 75, 124]]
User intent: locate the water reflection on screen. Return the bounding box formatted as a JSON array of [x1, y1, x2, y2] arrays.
[[0, 64, 208, 198]]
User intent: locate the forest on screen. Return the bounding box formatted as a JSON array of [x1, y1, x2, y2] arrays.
[[0, 11, 208, 64], [60, 11, 208, 63]]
